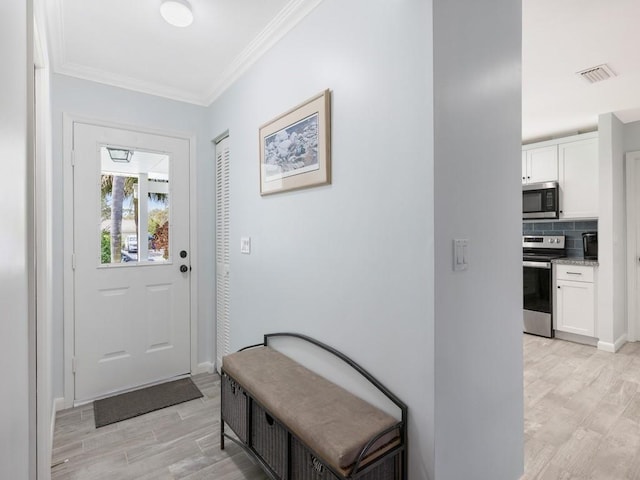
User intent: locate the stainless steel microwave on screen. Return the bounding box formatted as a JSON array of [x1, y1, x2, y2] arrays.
[[523, 181, 559, 219]]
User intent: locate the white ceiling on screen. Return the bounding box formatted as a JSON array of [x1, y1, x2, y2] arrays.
[[523, 0, 640, 142], [41, 0, 640, 141], [43, 0, 323, 105]]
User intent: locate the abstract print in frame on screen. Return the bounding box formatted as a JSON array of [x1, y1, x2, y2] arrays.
[[259, 89, 331, 195]]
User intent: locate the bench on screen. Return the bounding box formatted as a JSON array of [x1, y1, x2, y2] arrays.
[[220, 333, 407, 480]]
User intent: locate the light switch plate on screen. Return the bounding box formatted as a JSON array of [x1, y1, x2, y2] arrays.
[[453, 238, 469, 271], [240, 237, 251, 254]]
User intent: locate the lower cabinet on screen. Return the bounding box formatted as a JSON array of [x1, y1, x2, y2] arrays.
[[554, 264, 596, 337]]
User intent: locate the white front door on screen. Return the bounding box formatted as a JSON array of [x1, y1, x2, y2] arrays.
[[72, 122, 191, 403]]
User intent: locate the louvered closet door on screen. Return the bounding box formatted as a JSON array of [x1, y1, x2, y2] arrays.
[[215, 136, 230, 372]]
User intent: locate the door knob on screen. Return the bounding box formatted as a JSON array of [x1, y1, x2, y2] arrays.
[[180, 265, 189, 273], [180, 250, 188, 258]]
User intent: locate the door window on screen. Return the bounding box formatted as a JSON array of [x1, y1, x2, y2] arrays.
[[99, 147, 170, 265]]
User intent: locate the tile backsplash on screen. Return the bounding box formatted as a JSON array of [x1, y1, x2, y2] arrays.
[[523, 220, 598, 258]]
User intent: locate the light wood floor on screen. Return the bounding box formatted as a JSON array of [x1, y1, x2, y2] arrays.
[[52, 338, 640, 479], [51, 373, 267, 480], [524, 334, 640, 479]]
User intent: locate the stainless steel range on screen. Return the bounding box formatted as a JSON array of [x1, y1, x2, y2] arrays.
[[523, 235, 566, 338]]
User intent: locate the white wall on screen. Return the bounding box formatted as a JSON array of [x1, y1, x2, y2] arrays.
[[34, 29, 55, 480], [624, 119, 640, 152], [0, 1, 35, 479], [208, 0, 522, 478], [620, 119, 640, 343], [50, 74, 212, 398], [208, 0, 433, 477], [598, 113, 626, 350], [433, 0, 522, 478]]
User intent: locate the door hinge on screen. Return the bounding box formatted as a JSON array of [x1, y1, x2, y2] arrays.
[[71, 357, 77, 374], [71, 253, 76, 270]]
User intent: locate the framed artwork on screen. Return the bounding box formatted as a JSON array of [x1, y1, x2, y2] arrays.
[[259, 89, 331, 195]]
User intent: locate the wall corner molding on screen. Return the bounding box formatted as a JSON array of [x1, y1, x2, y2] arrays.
[[194, 362, 214, 375], [597, 334, 627, 353], [203, 0, 324, 105]]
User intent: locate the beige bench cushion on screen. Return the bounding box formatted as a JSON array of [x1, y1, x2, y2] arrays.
[[223, 346, 398, 471]]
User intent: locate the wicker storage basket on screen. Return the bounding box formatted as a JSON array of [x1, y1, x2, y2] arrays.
[[291, 436, 399, 480], [291, 437, 339, 480], [221, 335, 407, 480], [353, 454, 398, 480], [251, 402, 288, 479], [221, 372, 248, 443]]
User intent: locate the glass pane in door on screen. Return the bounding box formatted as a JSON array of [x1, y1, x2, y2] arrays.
[[147, 177, 170, 262], [99, 147, 170, 265]]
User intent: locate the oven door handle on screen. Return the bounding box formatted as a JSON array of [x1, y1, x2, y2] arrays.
[[523, 261, 551, 269]]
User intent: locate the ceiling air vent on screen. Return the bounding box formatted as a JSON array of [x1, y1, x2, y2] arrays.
[[576, 64, 616, 84]]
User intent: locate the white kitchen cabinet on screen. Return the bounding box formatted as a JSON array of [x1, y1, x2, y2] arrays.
[[554, 264, 596, 337], [558, 137, 599, 219], [522, 145, 558, 184]]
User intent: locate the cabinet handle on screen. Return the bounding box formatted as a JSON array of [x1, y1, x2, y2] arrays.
[[566, 272, 582, 275], [557, 286, 561, 289]]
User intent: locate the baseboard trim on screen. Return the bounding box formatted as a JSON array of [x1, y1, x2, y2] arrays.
[[597, 334, 628, 353], [59, 395, 73, 411], [554, 330, 598, 347], [193, 362, 214, 375], [51, 397, 64, 453], [597, 341, 615, 352], [615, 334, 628, 352]]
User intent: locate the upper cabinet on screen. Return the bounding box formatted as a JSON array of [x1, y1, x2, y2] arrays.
[[522, 145, 558, 184], [558, 137, 599, 219], [523, 132, 598, 219]]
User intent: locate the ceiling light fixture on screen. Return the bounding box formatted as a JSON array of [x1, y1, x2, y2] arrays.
[[160, 0, 194, 28], [107, 148, 133, 163]]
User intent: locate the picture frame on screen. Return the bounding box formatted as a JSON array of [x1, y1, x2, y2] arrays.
[[259, 89, 331, 195]]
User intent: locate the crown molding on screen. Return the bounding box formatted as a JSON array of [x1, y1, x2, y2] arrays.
[[44, 0, 66, 73], [34, 0, 51, 69], [55, 61, 210, 106], [203, 0, 324, 105], [45, 0, 324, 107]]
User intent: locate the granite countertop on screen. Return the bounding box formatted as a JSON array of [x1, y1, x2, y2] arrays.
[[552, 258, 599, 267]]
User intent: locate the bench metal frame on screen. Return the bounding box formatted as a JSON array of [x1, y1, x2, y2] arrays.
[[220, 332, 408, 480]]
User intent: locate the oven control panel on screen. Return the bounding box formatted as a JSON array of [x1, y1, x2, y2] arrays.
[[523, 235, 565, 249]]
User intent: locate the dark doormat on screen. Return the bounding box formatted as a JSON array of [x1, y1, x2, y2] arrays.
[[93, 377, 203, 428]]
